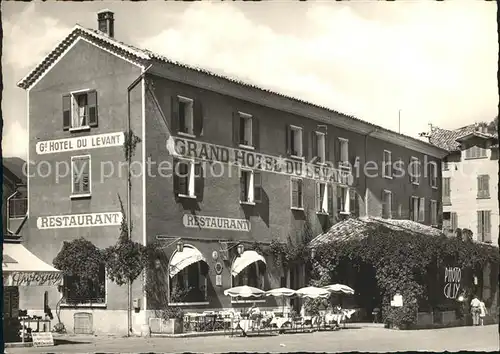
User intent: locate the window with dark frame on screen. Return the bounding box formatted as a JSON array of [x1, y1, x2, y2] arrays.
[[382, 190, 392, 219], [477, 210, 491, 243], [291, 178, 303, 209], [72, 156, 90, 196], [383, 151, 392, 178], [170, 261, 207, 303], [177, 97, 194, 135], [233, 262, 264, 289], [239, 113, 253, 146], [63, 264, 106, 305], [477, 175, 490, 199], [63, 91, 98, 131], [8, 198, 27, 218], [290, 127, 303, 157], [316, 182, 328, 213]]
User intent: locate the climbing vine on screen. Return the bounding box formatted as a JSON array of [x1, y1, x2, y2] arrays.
[[124, 129, 142, 161], [311, 223, 499, 328]]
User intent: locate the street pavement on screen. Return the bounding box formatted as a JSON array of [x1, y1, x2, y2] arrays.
[[5, 324, 499, 353]]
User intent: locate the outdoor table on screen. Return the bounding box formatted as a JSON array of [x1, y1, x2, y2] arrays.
[[20, 318, 52, 343], [232, 319, 254, 336], [270, 317, 291, 330]]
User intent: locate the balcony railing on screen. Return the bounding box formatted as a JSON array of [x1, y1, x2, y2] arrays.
[[8, 198, 27, 218]]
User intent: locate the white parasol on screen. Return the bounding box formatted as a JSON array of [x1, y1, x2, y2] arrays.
[[266, 287, 296, 316], [296, 286, 330, 299], [224, 285, 266, 298], [323, 284, 355, 295]]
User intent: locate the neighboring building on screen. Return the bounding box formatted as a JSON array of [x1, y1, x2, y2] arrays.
[[2, 157, 28, 239], [17, 10, 447, 335], [427, 124, 499, 246]]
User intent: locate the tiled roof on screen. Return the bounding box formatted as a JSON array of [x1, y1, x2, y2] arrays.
[[428, 124, 498, 152], [16, 25, 448, 155], [309, 217, 443, 248]]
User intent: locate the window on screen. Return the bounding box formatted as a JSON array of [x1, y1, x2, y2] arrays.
[[337, 185, 350, 214], [382, 190, 392, 219], [477, 210, 491, 243], [240, 170, 262, 204], [443, 177, 451, 205], [170, 261, 208, 304], [233, 261, 265, 290], [477, 175, 490, 199], [339, 138, 349, 165], [465, 145, 487, 159], [451, 212, 458, 232], [63, 90, 98, 131], [430, 200, 438, 226], [178, 96, 194, 135], [410, 196, 419, 221], [71, 155, 91, 197], [290, 178, 303, 209], [316, 182, 329, 214], [419, 197, 425, 222], [313, 132, 326, 163], [239, 112, 253, 147], [8, 198, 27, 218], [288, 126, 303, 157], [410, 157, 420, 185], [383, 150, 392, 178], [63, 264, 105, 305], [174, 159, 203, 199], [429, 162, 438, 188], [443, 161, 449, 171]]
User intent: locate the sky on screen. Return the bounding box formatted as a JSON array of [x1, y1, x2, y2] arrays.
[[2, 0, 498, 159]]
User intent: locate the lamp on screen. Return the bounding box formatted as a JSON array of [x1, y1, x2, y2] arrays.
[[237, 243, 244, 255], [176, 240, 184, 253], [310, 247, 316, 259]]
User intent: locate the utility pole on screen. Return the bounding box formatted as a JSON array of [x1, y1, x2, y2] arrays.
[[398, 109, 401, 134]]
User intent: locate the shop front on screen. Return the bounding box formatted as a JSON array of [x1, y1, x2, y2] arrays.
[[3, 241, 63, 343]]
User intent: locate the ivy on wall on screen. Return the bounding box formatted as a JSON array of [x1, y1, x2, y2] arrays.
[[311, 223, 499, 328]]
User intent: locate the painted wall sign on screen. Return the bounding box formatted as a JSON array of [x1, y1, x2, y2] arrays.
[[3, 272, 63, 287], [36, 132, 125, 154], [32, 332, 55, 347], [183, 214, 251, 232], [37, 212, 123, 229], [443, 267, 461, 299], [172, 136, 351, 184]]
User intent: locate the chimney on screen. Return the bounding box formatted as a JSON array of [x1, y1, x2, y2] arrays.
[[97, 10, 114, 38]]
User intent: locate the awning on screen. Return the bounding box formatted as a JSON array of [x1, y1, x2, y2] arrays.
[[169, 247, 207, 278], [3, 243, 63, 286], [231, 250, 266, 277]]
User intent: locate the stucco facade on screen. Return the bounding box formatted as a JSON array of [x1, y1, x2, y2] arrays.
[[17, 12, 448, 335]]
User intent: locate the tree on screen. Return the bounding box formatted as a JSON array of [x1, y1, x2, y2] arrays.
[[53, 237, 104, 331], [487, 116, 498, 135]]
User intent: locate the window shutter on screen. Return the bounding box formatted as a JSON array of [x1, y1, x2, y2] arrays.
[[334, 138, 340, 164], [315, 183, 321, 211], [297, 180, 303, 208], [325, 135, 330, 163], [233, 112, 240, 147], [82, 159, 90, 193], [337, 186, 343, 213], [328, 184, 334, 216], [485, 211, 491, 242], [252, 117, 260, 149], [171, 96, 179, 134], [484, 175, 490, 197], [451, 212, 457, 231], [477, 176, 482, 197], [350, 189, 358, 217], [240, 172, 247, 202], [173, 159, 180, 199], [254, 171, 262, 203], [63, 94, 71, 130], [419, 197, 425, 222], [381, 190, 386, 218], [87, 91, 98, 127], [291, 179, 298, 208], [194, 163, 204, 202], [285, 124, 292, 155], [409, 197, 413, 220], [311, 131, 318, 162], [301, 129, 307, 159], [193, 99, 203, 137], [477, 211, 482, 240]]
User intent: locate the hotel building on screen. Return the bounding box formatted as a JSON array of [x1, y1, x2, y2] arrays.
[[16, 11, 447, 334]]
